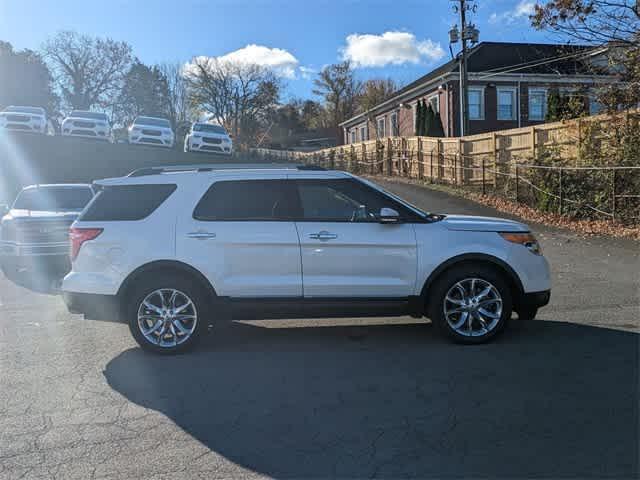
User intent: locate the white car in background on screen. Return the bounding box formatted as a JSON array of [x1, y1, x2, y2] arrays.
[[184, 122, 232, 155], [0, 106, 53, 135], [128, 116, 174, 148], [61, 111, 112, 141]]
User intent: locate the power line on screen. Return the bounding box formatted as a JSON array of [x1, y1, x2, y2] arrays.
[[476, 50, 599, 79]]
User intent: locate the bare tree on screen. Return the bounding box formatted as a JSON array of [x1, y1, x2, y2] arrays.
[[532, 1, 640, 109], [532, 0, 639, 46], [184, 57, 281, 144], [42, 31, 133, 110], [312, 61, 362, 139], [158, 62, 191, 129], [357, 78, 397, 115]]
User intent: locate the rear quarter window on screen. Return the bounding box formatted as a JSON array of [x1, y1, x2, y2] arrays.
[[79, 184, 176, 221]]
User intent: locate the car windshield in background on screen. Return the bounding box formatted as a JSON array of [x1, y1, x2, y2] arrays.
[[4, 106, 44, 115], [13, 187, 94, 211], [194, 124, 227, 134], [70, 111, 108, 121], [134, 117, 171, 128]]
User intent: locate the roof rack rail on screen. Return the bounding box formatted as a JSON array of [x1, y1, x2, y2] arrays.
[[126, 162, 327, 178], [296, 165, 326, 171]]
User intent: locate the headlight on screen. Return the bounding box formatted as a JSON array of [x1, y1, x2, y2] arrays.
[[499, 232, 542, 255]]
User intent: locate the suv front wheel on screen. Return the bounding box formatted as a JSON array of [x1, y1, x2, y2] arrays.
[[126, 273, 208, 354], [429, 264, 513, 344]]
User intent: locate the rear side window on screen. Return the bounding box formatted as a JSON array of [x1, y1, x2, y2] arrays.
[[79, 184, 176, 221], [193, 180, 297, 221]]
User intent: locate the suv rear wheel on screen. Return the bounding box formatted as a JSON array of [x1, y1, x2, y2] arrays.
[[126, 273, 209, 354], [429, 264, 512, 344]]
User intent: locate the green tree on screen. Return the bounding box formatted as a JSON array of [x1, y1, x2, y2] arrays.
[[415, 100, 425, 136], [115, 61, 170, 126], [428, 105, 445, 137], [0, 41, 58, 113]]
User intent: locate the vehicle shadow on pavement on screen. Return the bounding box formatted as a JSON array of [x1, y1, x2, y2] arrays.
[[104, 319, 638, 479]]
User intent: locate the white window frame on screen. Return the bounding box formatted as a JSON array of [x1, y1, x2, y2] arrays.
[[390, 112, 399, 136], [528, 87, 547, 121], [428, 94, 440, 113], [359, 125, 367, 141], [467, 87, 485, 120], [377, 117, 386, 138], [497, 86, 518, 121]]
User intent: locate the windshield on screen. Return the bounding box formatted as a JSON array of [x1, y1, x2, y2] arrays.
[[194, 124, 227, 134], [4, 106, 44, 115], [70, 111, 108, 121], [13, 187, 94, 211], [134, 117, 171, 128]]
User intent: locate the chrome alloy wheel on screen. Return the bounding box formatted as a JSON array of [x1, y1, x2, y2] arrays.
[[443, 278, 503, 337], [137, 289, 198, 348]]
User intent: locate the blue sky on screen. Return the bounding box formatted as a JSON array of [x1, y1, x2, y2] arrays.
[[0, 0, 556, 99]]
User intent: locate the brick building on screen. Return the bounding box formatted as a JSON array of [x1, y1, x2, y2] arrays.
[[341, 42, 617, 143]]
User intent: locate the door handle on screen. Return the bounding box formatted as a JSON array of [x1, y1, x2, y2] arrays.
[[309, 231, 338, 241], [187, 231, 216, 240]]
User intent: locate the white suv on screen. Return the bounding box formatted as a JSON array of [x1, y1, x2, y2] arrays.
[[0, 106, 53, 134], [184, 122, 232, 155], [61, 111, 112, 141], [128, 116, 174, 147], [62, 165, 551, 354]]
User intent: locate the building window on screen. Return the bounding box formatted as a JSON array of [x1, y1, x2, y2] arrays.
[[528, 88, 547, 121], [377, 117, 386, 138], [589, 91, 605, 115], [468, 88, 484, 120], [390, 112, 399, 136], [428, 94, 439, 113], [359, 125, 367, 141], [497, 87, 517, 121], [350, 130, 356, 144]]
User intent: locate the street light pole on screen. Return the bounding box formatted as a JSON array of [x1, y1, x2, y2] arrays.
[[459, 0, 469, 137], [450, 0, 478, 137]]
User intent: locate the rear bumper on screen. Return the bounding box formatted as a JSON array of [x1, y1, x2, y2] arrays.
[[63, 291, 121, 321], [517, 290, 551, 311]]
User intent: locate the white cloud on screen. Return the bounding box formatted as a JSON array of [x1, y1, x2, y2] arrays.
[[299, 65, 316, 79], [341, 31, 445, 68], [489, 1, 536, 24], [188, 44, 301, 79]]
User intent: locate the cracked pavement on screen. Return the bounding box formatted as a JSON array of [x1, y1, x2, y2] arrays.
[[0, 180, 638, 479]]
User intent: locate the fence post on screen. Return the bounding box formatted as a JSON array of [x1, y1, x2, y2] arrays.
[[558, 167, 563, 215], [491, 131, 498, 188], [515, 164, 519, 202], [386, 138, 393, 176], [612, 169, 617, 221], [417, 138, 424, 180], [530, 126, 536, 160], [430, 148, 434, 183], [482, 157, 486, 195], [457, 137, 462, 185]]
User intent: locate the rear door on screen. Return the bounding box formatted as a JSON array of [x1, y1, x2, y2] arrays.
[[176, 177, 302, 298], [292, 177, 418, 298]]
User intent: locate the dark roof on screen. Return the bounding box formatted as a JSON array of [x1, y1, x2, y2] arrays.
[[342, 41, 608, 126], [394, 42, 600, 98]]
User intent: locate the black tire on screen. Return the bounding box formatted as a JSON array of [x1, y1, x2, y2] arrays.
[[428, 264, 513, 344], [516, 307, 538, 321], [125, 272, 210, 354]]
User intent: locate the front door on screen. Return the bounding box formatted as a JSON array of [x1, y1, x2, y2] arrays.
[[292, 178, 418, 298], [177, 178, 302, 298]]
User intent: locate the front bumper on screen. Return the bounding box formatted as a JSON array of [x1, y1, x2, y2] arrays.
[[188, 138, 232, 154], [517, 290, 551, 310], [62, 128, 110, 140], [63, 291, 121, 321], [0, 122, 45, 133], [1, 241, 69, 257]]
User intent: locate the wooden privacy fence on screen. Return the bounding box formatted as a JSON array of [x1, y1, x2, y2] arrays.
[[253, 112, 640, 224]]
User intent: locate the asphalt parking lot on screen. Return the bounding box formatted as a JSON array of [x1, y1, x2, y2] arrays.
[[0, 180, 638, 479]]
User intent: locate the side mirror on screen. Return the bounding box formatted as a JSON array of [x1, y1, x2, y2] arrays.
[[0, 204, 9, 217], [379, 207, 401, 224]]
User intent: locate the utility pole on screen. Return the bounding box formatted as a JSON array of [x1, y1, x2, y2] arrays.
[[449, 0, 479, 137]]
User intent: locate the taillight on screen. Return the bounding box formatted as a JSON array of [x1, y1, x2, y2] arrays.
[[69, 227, 103, 261]]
